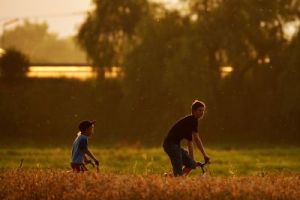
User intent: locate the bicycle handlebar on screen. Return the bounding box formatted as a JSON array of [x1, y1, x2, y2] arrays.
[[196, 161, 210, 174]]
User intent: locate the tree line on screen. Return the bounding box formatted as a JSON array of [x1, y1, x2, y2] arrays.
[[77, 0, 300, 144], [0, 0, 299, 145]]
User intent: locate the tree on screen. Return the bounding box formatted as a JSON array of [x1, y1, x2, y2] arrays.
[[77, 0, 148, 76], [0, 48, 30, 81], [277, 31, 300, 140], [1, 21, 86, 63], [189, 0, 300, 139], [75, 0, 300, 144], [121, 7, 216, 142]]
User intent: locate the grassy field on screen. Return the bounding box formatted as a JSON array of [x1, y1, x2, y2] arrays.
[[1, 170, 299, 200], [0, 146, 299, 176], [1, 146, 299, 200]]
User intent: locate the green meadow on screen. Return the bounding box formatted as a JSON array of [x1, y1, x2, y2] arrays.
[[1, 146, 299, 176]]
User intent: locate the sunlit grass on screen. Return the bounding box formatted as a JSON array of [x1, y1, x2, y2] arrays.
[[1, 147, 299, 199], [0, 170, 299, 200], [0, 147, 299, 176]]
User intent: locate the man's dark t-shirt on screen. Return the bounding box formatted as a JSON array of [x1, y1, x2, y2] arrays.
[[164, 115, 198, 146]]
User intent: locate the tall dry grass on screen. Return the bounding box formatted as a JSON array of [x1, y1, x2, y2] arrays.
[[0, 170, 299, 200]]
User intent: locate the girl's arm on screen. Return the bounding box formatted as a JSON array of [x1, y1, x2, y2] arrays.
[[85, 149, 99, 165]]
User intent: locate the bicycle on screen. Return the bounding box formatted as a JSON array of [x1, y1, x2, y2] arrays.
[[183, 160, 210, 176], [163, 160, 210, 177]]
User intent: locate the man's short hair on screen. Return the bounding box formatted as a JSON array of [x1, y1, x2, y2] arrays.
[[191, 100, 205, 111]]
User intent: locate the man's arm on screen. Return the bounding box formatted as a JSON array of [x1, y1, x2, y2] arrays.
[[192, 133, 210, 162], [187, 140, 194, 160]]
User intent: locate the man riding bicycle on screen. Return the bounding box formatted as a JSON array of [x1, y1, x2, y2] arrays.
[[163, 100, 210, 176]]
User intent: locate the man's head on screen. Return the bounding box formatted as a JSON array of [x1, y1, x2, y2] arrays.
[[191, 100, 206, 119], [78, 120, 95, 136]]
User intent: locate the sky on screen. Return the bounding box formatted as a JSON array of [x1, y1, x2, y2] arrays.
[[0, 0, 297, 40], [0, 0, 93, 38], [0, 0, 182, 38]]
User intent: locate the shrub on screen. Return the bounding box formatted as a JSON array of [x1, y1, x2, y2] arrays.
[[0, 48, 30, 80]]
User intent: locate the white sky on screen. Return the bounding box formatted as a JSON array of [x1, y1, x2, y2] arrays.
[[0, 0, 92, 38], [0, 0, 181, 38]]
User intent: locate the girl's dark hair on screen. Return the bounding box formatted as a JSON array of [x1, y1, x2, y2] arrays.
[[78, 120, 96, 132], [191, 100, 205, 111]]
